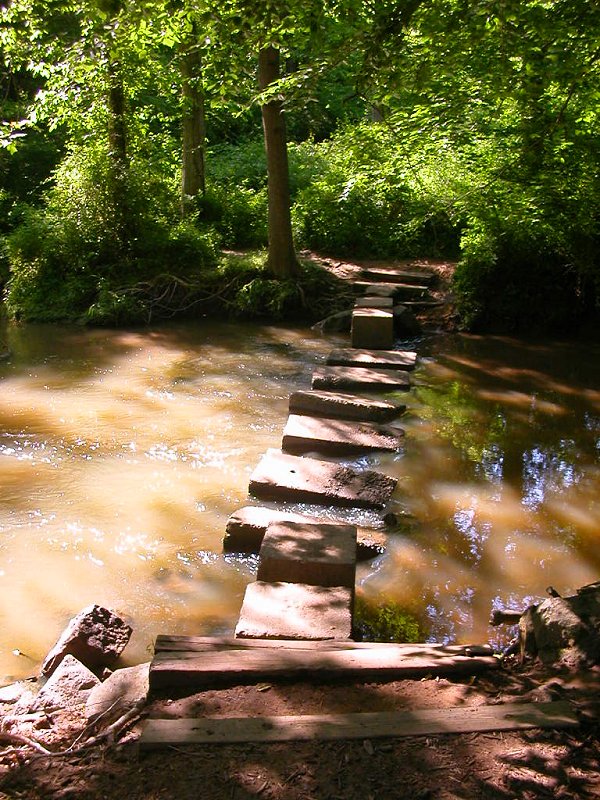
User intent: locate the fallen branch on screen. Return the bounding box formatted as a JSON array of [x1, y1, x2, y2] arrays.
[[0, 700, 145, 759]]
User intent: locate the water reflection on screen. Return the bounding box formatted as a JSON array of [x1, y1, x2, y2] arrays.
[[359, 334, 600, 646], [1, 325, 599, 678]]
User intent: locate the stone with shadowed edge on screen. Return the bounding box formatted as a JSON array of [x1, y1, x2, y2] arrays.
[[249, 449, 397, 509], [235, 581, 353, 640], [351, 308, 394, 349], [257, 521, 357, 588]]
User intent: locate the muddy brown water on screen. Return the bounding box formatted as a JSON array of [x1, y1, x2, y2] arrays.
[[1, 321, 599, 681]]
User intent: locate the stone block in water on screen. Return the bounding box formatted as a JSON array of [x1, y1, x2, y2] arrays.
[[257, 521, 357, 588]]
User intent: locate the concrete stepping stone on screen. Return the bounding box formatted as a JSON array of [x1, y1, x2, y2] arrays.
[[360, 267, 435, 286], [351, 308, 394, 349], [326, 348, 417, 371], [223, 506, 386, 560], [249, 449, 397, 509], [353, 282, 429, 298], [257, 521, 357, 588], [354, 296, 394, 309], [282, 414, 404, 456], [312, 366, 410, 392], [289, 390, 406, 423], [235, 581, 353, 640]]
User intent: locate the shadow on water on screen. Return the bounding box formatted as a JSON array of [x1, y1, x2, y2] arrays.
[[1, 324, 599, 678]]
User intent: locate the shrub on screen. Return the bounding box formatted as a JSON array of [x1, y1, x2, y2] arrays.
[[5, 142, 219, 323], [354, 595, 422, 642], [291, 123, 460, 258]]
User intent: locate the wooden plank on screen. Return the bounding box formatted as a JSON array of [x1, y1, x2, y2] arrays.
[[149, 647, 499, 690], [139, 701, 577, 748], [326, 348, 417, 371], [154, 636, 494, 657]]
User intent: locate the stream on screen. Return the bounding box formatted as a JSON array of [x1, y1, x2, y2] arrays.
[[1, 320, 599, 681]]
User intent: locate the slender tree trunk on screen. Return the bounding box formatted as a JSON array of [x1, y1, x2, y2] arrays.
[[180, 40, 206, 218], [258, 45, 299, 279], [107, 57, 130, 255]]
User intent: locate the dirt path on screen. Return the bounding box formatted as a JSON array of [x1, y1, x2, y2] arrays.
[[1, 661, 600, 799]]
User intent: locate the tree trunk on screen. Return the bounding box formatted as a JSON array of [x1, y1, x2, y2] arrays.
[[258, 45, 299, 279], [180, 40, 206, 218], [107, 57, 130, 255]]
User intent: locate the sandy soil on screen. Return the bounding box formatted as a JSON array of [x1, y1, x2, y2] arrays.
[[1, 660, 600, 800]]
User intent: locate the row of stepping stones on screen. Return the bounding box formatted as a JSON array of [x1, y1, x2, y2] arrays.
[[224, 271, 432, 643]]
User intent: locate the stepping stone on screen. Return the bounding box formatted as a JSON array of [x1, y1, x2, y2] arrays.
[[223, 506, 386, 560], [282, 414, 404, 456], [312, 367, 410, 392], [235, 581, 353, 640], [354, 282, 429, 299], [351, 308, 394, 349], [354, 296, 394, 309], [249, 449, 397, 509], [257, 521, 357, 588], [289, 390, 406, 423], [326, 348, 417, 371], [360, 267, 435, 286]]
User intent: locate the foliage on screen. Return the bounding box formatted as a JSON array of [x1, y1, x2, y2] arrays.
[[354, 594, 422, 643], [4, 142, 219, 322], [292, 122, 461, 258], [232, 256, 352, 320]]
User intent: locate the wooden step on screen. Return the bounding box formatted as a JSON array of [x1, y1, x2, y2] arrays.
[[312, 366, 410, 392], [326, 348, 417, 371], [282, 414, 404, 456], [149, 637, 500, 690], [289, 390, 406, 423], [140, 701, 577, 748], [249, 449, 397, 509], [223, 506, 386, 560]]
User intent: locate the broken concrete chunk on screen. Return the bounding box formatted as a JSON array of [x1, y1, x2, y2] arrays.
[[289, 390, 406, 423], [223, 506, 386, 560], [235, 581, 353, 640], [351, 308, 394, 350], [32, 655, 100, 712], [41, 604, 133, 678], [86, 662, 149, 724], [519, 586, 600, 668], [354, 296, 394, 309]]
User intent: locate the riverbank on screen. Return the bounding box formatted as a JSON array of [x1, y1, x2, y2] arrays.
[[1, 655, 600, 799]]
